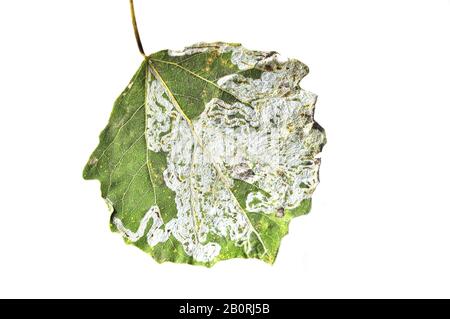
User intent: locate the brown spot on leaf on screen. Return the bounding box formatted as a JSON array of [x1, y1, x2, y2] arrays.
[[276, 207, 285, 218], [88, 157, 98, 166]]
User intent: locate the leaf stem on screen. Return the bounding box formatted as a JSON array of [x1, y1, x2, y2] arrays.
[[129, 0, 145, 57]]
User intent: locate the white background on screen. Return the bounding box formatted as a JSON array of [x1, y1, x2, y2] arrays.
[[0, 0, 449, 298]]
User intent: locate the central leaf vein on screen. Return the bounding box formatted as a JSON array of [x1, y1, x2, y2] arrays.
[[147, 60, 269, 257]]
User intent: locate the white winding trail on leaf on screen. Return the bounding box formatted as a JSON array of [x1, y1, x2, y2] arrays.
[[112, 43, 325, 263]]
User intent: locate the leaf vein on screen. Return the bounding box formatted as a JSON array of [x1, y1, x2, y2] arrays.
[[150, 58, 254, 109]]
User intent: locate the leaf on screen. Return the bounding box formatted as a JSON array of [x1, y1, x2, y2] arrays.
[[83, 42, 326, 266]]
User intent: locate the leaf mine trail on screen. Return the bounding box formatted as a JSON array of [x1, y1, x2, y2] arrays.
[[84, 42, 326, 266]]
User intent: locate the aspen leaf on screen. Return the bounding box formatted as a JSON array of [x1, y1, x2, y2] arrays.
[[83, 42, 326, 266]]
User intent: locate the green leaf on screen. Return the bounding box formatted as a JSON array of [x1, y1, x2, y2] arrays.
[[83, 42, 326, 266]]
